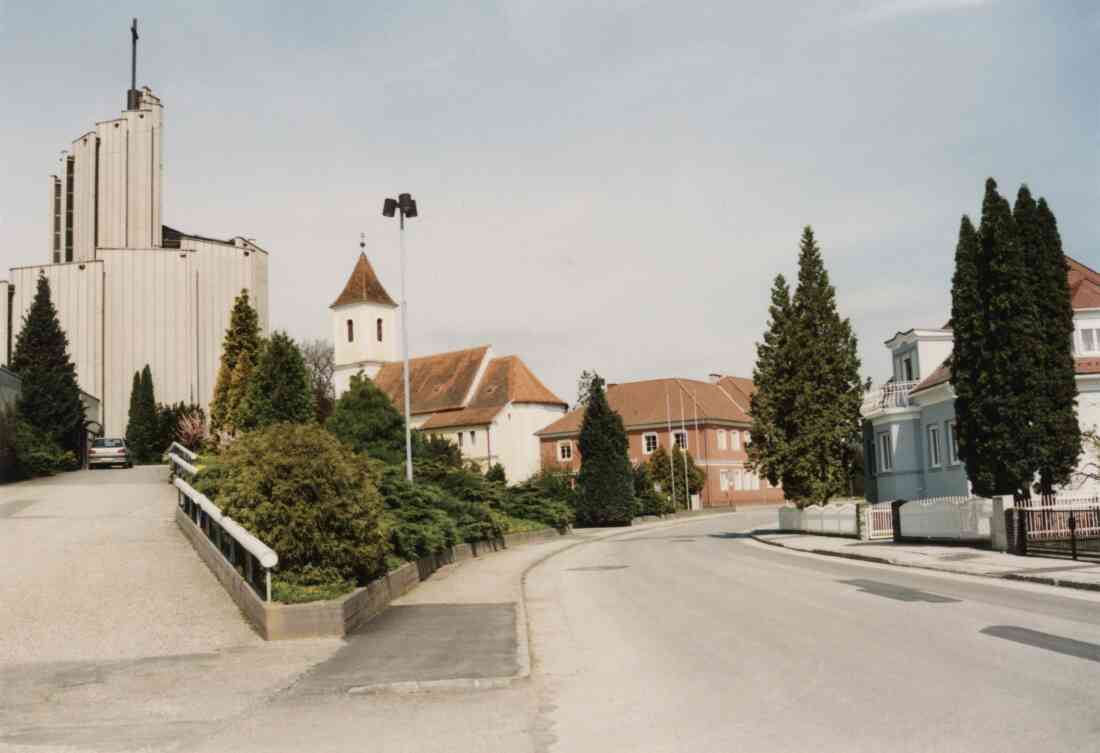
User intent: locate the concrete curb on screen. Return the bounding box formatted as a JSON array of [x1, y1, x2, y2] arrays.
[[349, 511, 743, 696], [751, 533, 1100, 593]]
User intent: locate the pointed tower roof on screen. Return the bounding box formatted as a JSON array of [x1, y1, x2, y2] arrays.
[[331, 253, 397, 308]]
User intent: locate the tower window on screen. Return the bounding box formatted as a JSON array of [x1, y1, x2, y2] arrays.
[[347, 320, 354, 343], [377, 318, 383, 342]]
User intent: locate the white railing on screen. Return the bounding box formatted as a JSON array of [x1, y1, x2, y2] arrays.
[[173, 471, 279, 601], [861, 381, 919, 416], [1018, 494, 1100, 543], [866, 502, 894, 540], [899, 495, 992, 540]]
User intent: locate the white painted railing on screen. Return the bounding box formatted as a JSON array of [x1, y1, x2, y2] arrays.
[[866, 502, 894, 540], [172, 469, 279, 601], [860, 380, 919, 416], [1018, 494, 1100, 542], [899, 495, 992, 540]]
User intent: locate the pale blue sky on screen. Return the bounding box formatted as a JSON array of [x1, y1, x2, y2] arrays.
[[2, 0, 1097, 402]]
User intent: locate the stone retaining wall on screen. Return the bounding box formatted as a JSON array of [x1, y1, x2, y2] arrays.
[[176, 506, 567, 641]]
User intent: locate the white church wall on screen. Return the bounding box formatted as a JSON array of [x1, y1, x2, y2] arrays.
[[494, 402, 569, 483], [9, 261, 104, 401], [71, 132, 98, 261], [181, 237, 269, 412], [123, 106, 163, 249], [1072, 377, 1100, 495], [0, 281, 9, 365], [101, 249, 196, 435], [95, 118, 128, 250]]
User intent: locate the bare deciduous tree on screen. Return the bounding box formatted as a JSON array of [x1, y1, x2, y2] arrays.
[[301, 339, 336, 423]]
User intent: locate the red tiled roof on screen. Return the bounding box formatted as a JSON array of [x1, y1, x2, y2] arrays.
[[468, 356, 567, 409], [909, 360, 952, 394], [373, 346, 490, 415], [536, 377, 752, 437], [421, 406, 504, 430], [331, 253, 396, 308]]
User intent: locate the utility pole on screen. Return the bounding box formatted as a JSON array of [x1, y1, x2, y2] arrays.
[[383, 193, 419, 482]]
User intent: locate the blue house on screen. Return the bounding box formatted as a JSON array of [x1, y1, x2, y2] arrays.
[[862, 256, 1100, 502]]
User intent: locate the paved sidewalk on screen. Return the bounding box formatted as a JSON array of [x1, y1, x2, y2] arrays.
[[754, 531, 1100, 591]]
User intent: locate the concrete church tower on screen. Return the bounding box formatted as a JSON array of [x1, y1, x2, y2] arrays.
[[331, 245, 399, 394]]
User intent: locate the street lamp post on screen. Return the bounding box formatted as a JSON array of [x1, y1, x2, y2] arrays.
[[383, 193, 418, 482]]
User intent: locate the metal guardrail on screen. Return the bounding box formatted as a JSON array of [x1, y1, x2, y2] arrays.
[[169, 449, 279, 601]]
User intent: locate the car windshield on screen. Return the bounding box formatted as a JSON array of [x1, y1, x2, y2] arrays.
[[93, 438, 124, 448]]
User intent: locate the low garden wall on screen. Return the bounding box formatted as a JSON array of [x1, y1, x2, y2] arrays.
[[778, 503, 859, 537], [895, 496, 993, 543], [177, 505, 566, 640]]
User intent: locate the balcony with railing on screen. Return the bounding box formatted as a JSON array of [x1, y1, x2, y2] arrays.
[[861, 380, 919, 417]]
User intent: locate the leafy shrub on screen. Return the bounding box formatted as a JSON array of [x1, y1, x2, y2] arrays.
[[0, 404, 17, 481], [195, 423, 389, 585], [272, 566, 356, 604], [634, 462, 674, 517], [11, 418, 77, 478], [327, 373, 408, 464], [497, 482, 575, 530], [485, 463, 506, 484]]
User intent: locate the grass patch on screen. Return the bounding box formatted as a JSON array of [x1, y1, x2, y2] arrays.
[[272, 577, 356, 604]]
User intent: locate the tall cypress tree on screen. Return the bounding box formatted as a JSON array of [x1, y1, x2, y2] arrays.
[[125, 371, 143, 456], [952, 179, 1052, 499], [780, 228, 862, 505], [10, 274, 85, 452], [1025, 193, 1080, 493], [575, 374, 635, 526], [237, 332, 313, 431], [209, 290, 262, 437], [949, 216, 986, 492], [748, 274, 796, 490], [140, 365, 158, 459]]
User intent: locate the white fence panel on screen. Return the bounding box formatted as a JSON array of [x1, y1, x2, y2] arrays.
[[899, 496, 992, 540], [777, 504, 858, 537]]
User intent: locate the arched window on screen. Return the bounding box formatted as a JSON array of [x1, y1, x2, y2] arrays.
[[347, 319, 354, 343], [377, 318, 383, 342]]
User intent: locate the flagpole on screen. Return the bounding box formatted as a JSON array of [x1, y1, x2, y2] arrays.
[[665, 384, 676, 507], [678, 383, 690, 510], [693, 390, 703, 507]]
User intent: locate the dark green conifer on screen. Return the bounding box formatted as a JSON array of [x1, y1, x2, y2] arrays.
[[237, 332, 313, 431], [748, 274, 796, 491], [575, 374, 635, 526], [10, 274, 85, 452], [209, 290, 262, 437]]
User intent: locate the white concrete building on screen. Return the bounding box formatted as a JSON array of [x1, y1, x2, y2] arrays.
[[1, 44, 269, 435], [330, 254, 567, 482]]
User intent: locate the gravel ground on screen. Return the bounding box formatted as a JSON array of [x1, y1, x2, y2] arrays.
[[0, 465, 265, 663]]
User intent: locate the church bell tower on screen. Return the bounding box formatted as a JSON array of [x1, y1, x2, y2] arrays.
[[331, 238, 399, 395]]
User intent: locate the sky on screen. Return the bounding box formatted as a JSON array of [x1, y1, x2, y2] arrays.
[[2, 0, 1097, 405]]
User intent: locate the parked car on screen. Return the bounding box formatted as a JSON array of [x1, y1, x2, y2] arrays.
[[89, 437, 132, 469]]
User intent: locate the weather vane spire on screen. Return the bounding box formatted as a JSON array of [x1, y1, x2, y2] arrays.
[[127, 18, 141, 110]]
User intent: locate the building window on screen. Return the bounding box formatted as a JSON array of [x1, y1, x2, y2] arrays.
[[731, 430, 741, 450], [720, 470, 729, 491], [878, 432, 893, 472], [903, 356, 914, 382], [377, 318, 383, 342], [457, 432, 464, 448], [673, 431, 687, 450], [347, 319, 354, 343], [717, 430, 727, 450], [1082, 329, 1098, 353], [928, 424, 941, 468], [558, 441, 573, 462], [948, 421, 960, 464], [642, 432, 658, 454], [470, 431, 476, 445], [734, 470, 743, 491]]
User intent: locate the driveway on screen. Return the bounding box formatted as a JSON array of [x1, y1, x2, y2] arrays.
[[0, 467, 340, 751]]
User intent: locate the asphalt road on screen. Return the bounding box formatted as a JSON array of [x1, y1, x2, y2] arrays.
[[187, 509, 1100, 753], [7, 499, 1099, 753]]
